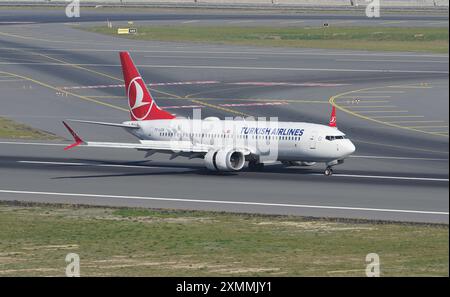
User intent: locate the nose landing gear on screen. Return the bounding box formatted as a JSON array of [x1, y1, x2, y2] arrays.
[[324, 159, 344, 176], [324, 167, 333, 176]]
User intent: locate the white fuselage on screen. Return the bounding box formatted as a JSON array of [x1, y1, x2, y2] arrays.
[[123, 118, 356, 163]]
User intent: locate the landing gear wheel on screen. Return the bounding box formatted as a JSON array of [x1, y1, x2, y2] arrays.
[[324, 167, 333, 176]]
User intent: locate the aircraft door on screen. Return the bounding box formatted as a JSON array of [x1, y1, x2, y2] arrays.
[[309, 131, 318, 149]]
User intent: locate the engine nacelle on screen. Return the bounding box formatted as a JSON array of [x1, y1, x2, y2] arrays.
[[204, 149, 245, 172]]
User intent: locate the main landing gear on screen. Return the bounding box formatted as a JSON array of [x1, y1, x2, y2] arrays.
[[248, 160, 265, 170]]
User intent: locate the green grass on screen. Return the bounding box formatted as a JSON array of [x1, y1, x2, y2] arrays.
[[0, 202, 447, 276], [0, 117, 59, 140], [84, 26, 449, 53]]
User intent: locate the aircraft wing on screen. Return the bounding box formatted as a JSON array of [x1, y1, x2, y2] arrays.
[[62, 121, 210, 153], [66, 119, 140, 129], [84, 140, 211, 153]]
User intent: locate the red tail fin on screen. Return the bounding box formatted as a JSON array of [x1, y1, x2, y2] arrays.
[[119, 52, 175, 121], [329, 106, 337, 128]]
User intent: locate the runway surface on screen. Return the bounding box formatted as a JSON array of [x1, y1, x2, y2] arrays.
[[0, 8, 448, 27], [0, 9, 448, 223]]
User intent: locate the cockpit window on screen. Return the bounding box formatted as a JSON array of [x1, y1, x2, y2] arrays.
[[326, 135, 345, 141]]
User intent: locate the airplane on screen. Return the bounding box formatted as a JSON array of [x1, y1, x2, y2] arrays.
[[62, 51, 356, 176]]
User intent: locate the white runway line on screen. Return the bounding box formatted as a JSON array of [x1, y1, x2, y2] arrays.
[[227, 20, 253, 24], [0, 47, 448, 58], [143, 55, 258, 60], [0, 22, 36, 24], [15, 160, 450, 182], [0, 141, 66, 147], [280, 20, 305, 25], [0, 189, 447, 216], [349, 155, 449, 161], [0, 62, 447, 74], [320, 174, 448, 182], [336, 59, 448, 63]]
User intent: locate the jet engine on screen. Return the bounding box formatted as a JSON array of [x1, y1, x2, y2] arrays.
[[204, 149, 246, 171]]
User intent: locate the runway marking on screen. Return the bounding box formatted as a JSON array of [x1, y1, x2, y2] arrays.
[[60, 81, 346, 90], [407, 125, 448, 129], [182, 20, 199, 24], [1, 47, 447, 58], [387, 120, 447, 124], [329, 20, 355, 25], [0, 79, 25, 82], [389, 85, 433, 89], [229, 82, 349, 87], [380, 21, 407, 25], [227, 20, 253, 24], [358, 91, 405, 94], [280, 20, 305, 25], [323, 174, 448, 182], [0, 71, 128, 113], [336, 59, 447, 63], [33, 52, 122, 82], [426, 21, 449, 25], [337, 100, 391, 104], [143, 55, 258, 60], [0, 22, 36, 24], [339, 95, 392, 98], [218, 102, 289, 107], [0, 141, 66, 147], [329, 84, 449, 138], [349, 155, 448, 161], [0, 62, 447, 74], [0, 31, 98, 45], [355, 110, 409, 113], [371, 115, 425, 118], [61, 81, 220, 90], [0, 189, 447, 216], [31, 53, 249, 118], [161, 105, 204, 109], [1, 49, 245, 118], [344, 105, 397, 108], [189, 99, 250, 117], [194, 98, 328, 104], [15, 160, 450, 182]]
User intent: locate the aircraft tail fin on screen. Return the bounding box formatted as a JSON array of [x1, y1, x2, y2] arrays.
[[119, 51, 175, 121], [329, 105, 337, 128]]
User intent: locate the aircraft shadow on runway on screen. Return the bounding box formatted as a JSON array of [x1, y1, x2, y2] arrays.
[[46, 158, 320, 180]]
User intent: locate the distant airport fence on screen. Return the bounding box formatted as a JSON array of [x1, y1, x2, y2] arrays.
[[0, 0, 448, 8]]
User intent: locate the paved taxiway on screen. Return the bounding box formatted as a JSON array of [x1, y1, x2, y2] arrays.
[[0, 8, 448, 27], [0, 9, 448, 223]]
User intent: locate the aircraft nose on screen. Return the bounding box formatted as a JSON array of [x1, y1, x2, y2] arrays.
[[346, 140, 356, 155]]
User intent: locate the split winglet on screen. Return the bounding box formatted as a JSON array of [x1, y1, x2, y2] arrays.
[[62, 121, 84, 150]]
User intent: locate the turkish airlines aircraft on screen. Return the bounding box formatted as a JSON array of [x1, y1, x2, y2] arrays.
[[63, 52, 356, 176]]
